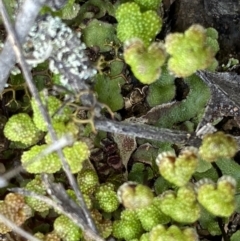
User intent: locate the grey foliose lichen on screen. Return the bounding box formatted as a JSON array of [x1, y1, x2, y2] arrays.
[[22, 14, 97, 92]]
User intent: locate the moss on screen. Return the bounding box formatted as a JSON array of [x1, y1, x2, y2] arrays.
[[153, 74, 211, 129], [118, 183, 154, 210], [196, 176, 236, 217], [113, 210, 143, 240], [31, 92, 72, 131], [82, 19, 120, 52], [25, 175, 49, 212], [165, 25, 218, 77], [146, 65, 176, 107], [77, 169, 99, 194], [199, 132, 238, 162], [116, 2, 162, 47], [3, 113, 42, 146], [160, 185, 200, 223], [124, 39, 166, 84], [54, 215, 82, 241], [136, 197, 170, 231], [21, 145, 62, 173], [94, 74, 124, 111], [156, 147, 198, 187], [150, 225, 198, 241], [95, 183, 119, 213]]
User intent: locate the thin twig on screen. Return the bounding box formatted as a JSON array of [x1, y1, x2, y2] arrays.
[[10, 187, 105, 241], [0, 0, 67, 91], [0, 0, 97, 233], [0, 0, 46, 90], [94, 117, 201, 145], [0, 213, 41, 241], [0, 134, 74, 188]]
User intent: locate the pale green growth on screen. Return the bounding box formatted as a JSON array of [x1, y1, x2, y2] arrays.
[[63, 141, 90, 173], [196, 176, 236, 217], [95, 183, 119, 213], [156, 147, 198, 187], [3, 113, 42, 146], [124, 38, 166, 84], [45, 121, 78, 144], [21, 141, 88, 174], [116, 2, 162, 47], [31, 92, 72, 131], [54, 215, 82, 241], [160, 185, 200, 223], [77, 169, 99, 194], [25, 175, 49, 212], [113, 209, 143, 240], [150, 225, 198, 241], [136, 197, 170, 231], [199, 132, 238, 162], [117, 182, 154, 209], [134, 0, 162, 10], [165, 24, 218, 77], [140, 233, 150, 241], [21, 145, 61, 173], [67, 189, 92, 209]]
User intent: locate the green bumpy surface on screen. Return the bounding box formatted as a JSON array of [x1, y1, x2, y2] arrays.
[[150, 225, 198, 241], [54, 215, 82, 241], [134, 0, 162, 10], [62, 141, 90, 174], [25, 176, 49, 212], [165, 24, 218, 77], [160, 185, 200, 223], [199, 132, 238, 162], [113, 210, 143, 241], [3, 113, 42, 146], [45, 121, 78, 144], [118, 183, 154, 210], [95, 183, 119, 213], [77, 169, 99, 194], [136, 197, 170, 231], [31, 93, 72, 131], [156, 147, 198, 187], [21, 145, 62, 173], [116, 2, 162, 47], [124, 39, 166, 84], [196, 176, 236, 217]]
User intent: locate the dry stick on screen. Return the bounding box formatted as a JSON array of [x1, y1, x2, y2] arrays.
[[0, 0, 98, 236], [10, 187, 105, 241], [0, 0, 46, 90], [0, 213, 41, 241], [94, 117, 202, 146], [0, 0, 67, 92]]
